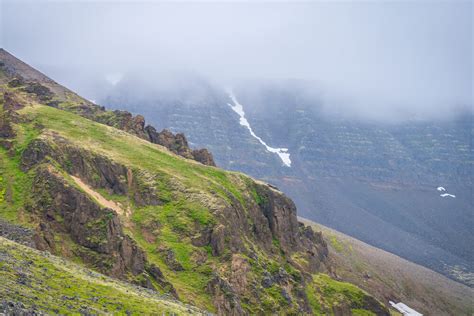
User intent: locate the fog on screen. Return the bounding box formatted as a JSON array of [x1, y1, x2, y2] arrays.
[[1, 0, 472, 120]]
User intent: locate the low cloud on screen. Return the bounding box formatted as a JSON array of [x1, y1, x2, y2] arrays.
[[1, 0, 472, 120]]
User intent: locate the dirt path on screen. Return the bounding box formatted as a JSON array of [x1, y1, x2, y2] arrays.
[[71, 176, 130, 217]]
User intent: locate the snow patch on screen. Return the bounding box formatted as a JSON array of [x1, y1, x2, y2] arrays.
[[437, 186, 455, 198], [440, 193, 456, 198], [389, 301, 423, 316], [227, 91, 291, 167]]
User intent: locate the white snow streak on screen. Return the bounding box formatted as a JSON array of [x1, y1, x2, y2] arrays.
[[440, 193, 456, 198], [227, 92, 291, 167], [389, 301, 423, 316], [437, 186, 455, 198]]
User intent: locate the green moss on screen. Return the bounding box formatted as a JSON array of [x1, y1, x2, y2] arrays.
[[305, 273, 377, 314], [0, 175, 5, 203], [0, 237, 204, 315], [13, 122, 40, 157], [6, 103, 384, 315], [20, 104, 248, 209], [0, 148, 34, 223], [264, 285, 289, 307], [330, 235, 345, 253], [189, 206, 215, 226], [284, 263, 302, 282], [0, 115, 40, 223], [129, 205, 215, 311], [315, 273, 366, 305], [305, 279, 322, 314], [251, 187, 267, 206], [272, 237, 280, 248]]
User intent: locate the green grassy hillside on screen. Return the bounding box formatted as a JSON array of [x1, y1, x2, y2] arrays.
[[0, 237, 205, 315], [0, 49, 390, 315], [301, 218, 474, 316]]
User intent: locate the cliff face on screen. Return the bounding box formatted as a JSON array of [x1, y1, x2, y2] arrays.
[[17, 131, 334, 314], [0, 49, 389, 315], [26, 164, 175, 294]]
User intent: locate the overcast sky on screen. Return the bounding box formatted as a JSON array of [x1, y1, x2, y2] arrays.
[[0, 0, 472, 119]]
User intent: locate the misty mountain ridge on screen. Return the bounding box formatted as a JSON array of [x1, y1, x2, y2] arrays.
[[36, 67, 474, 124], [1, 48, 473, 315], [85, 73, 474, 287]]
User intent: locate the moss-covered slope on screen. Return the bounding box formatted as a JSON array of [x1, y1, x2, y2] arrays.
[[0, 236, 205, 315], [0, 49, 389, 315]]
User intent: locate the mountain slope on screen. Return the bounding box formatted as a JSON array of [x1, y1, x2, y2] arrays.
[[97, 77, 473, 286], [0, 49, 215, 167], [0, 49, 389, 315], [301, 218, 474, 316], [0, 236, 205, 315]]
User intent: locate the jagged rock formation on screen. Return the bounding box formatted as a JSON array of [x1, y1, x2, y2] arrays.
[[0, 49, 390, 315], [27, 164, 175, 295], [0, 92, 21, 150], [0, 48, 215, 167]]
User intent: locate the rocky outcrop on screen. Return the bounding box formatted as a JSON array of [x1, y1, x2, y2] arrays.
[[28, 165, 175, 295], [0, 92, 21, 150], [206, 180, 327, 265], [207, 274, 245, 316], [146, 127, 216, 166], [0, 52, 215, 167], [297, 223, 329, 272], [21, 82, 54, 102], [19, 135, 177, 294], [146, 127, 193, 159], [192, 148, 216, 167], [86, 109, 216, 166], [183, 179, 333, 314], [21, 136, 161, 206], [0, 110, 14, 139], [89, 108, 217, 166], [0, 301, 46, 316], [0, 94, 16, 139], [3, 91, 25, 112], [158, 246, 184, 271], [229, 255, 251, 296], [254, 183, 300, 252], [30, 166, 141, 274], [96, 110, 149, 140], [0, 219, 34, 247]]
